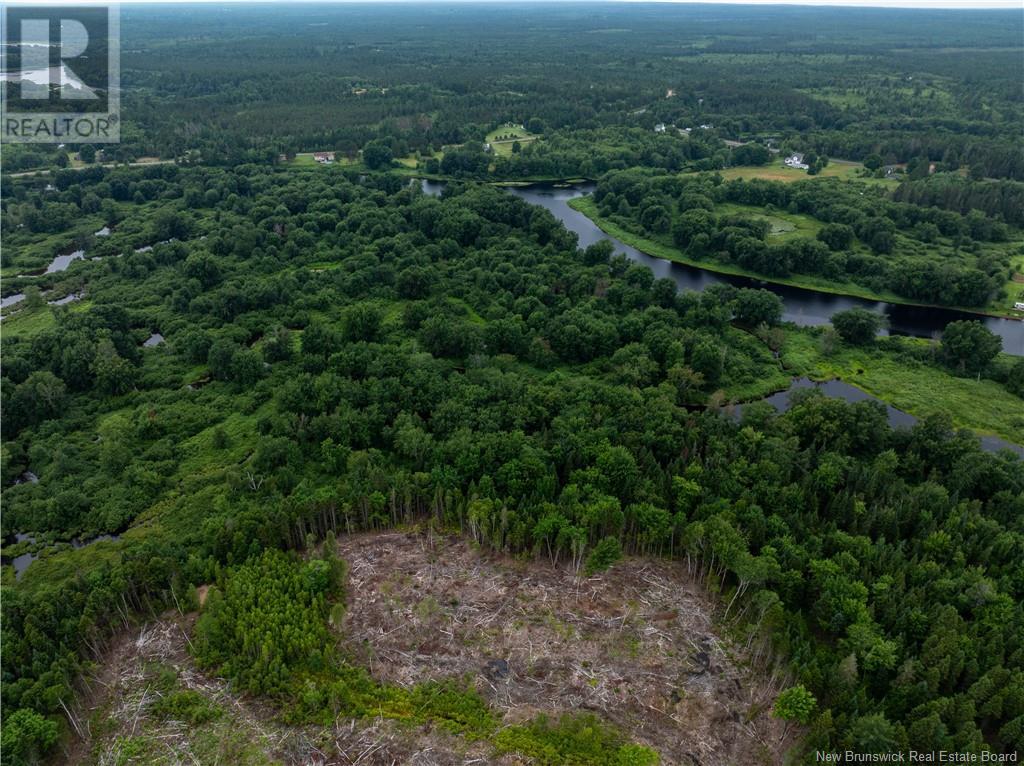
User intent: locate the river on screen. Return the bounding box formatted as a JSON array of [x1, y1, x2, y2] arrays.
[[419, 180, 1023, 354], [418, 178, 1022, 454]]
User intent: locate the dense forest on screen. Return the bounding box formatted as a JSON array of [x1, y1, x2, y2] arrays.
[[4, 4, 1023, 181], [2, 163, 1023, 764], [2, 4, 1023, 766], [587, 170, 1020, 309]]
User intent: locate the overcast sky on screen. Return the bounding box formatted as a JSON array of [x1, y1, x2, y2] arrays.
[[216, 1, 1017, 5], [635, 0, 1023, 6], [5, 0, 1022, 8], [660, 0, 1022, 6]]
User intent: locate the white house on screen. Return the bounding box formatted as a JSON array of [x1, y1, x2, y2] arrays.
[[654, 123, 667, 133], [784, 153, 809, 170]]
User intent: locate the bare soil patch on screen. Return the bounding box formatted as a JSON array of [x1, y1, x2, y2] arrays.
[[68, 607, 491, 765], [64, 612, 295, 765], [338, 530, 793, 765], [67, 530, 794, 765]]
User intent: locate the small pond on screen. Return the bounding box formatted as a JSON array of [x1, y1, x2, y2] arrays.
[[48, 291, 84, 306], [45, 249, 86, 274], [1, 293, 26, 309], [4, 532, 122, 580], [739, 377, 1023, 457]]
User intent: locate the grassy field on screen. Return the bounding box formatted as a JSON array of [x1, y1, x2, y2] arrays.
[[995, 252, 1024, 318], [779, 330, 1024, 445], [717, 321, 1024, 447], [286, 153, 357, 168], [716, 202, 823, 241], [568, 195, 1017, 320], [1, 300, 91, 338], [569, 196, 914, 302], [799, 87, 869, 109], [485, 125, 540, 157], [799, 78, 956, 112], [717, 158, 898, 187], [395, 149, 443, 169]]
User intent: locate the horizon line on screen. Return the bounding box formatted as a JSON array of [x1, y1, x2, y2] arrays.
[[2, 0, 1022, 9]]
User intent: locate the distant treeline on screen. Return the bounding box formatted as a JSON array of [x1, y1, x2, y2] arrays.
[[2, 165, 1023, 764], [593, 171, 1017, 309], [5, 5, 1019, 183], [893, 176, 1024, 228]]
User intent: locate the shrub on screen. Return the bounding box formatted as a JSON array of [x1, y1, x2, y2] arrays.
[[495, 713, 659, 765], [149, 690, 222, 725]]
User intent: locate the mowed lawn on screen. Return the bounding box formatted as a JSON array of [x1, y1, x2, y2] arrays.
[[996, 253, 1024, 318], [286, 153, 357, 168], [718, 159, 897, 187], [486, 125, 539, 156]]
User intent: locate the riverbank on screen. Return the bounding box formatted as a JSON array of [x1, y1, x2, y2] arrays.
[[776, 329, 1024, 447], [568, 196, 1021, 322]]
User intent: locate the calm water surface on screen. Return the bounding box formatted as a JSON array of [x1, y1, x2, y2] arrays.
[[493, 182, 1024, 354], [420, 179, 1023, 453]]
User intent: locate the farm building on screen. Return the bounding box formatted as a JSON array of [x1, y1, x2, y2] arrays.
[[313, 152, 335, 164]]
